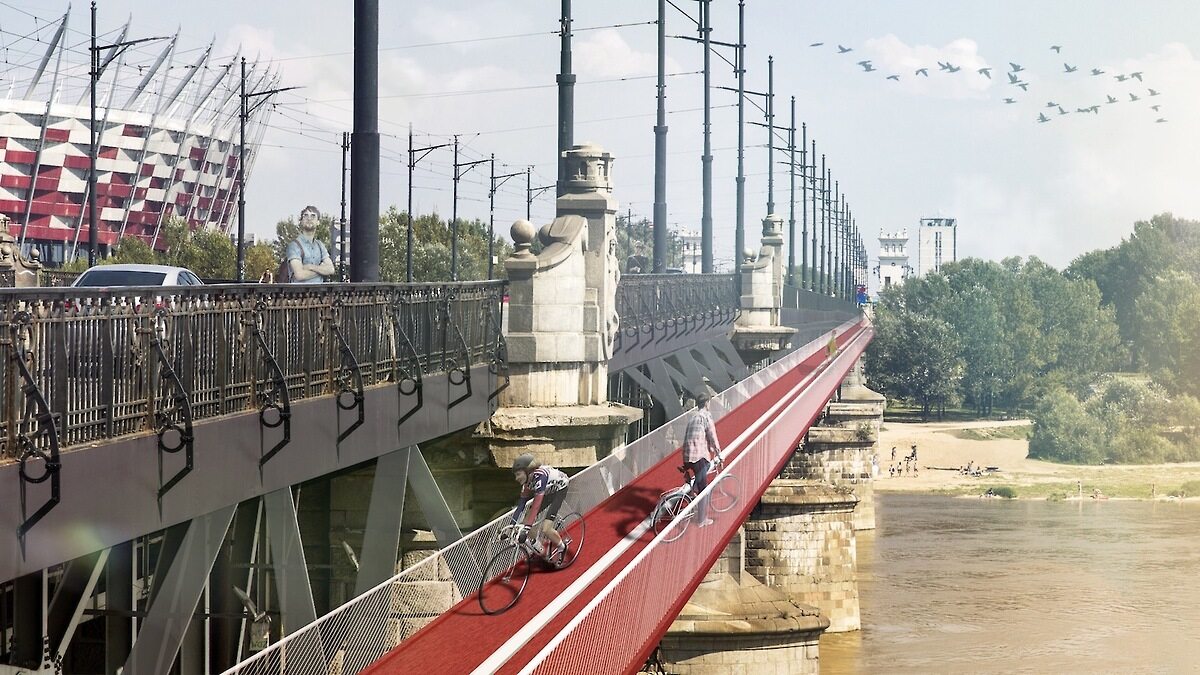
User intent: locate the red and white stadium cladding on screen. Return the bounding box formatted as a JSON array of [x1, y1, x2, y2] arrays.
[[0, 99, 252, 265]]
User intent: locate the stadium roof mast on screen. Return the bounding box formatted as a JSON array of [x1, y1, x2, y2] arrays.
[[88, 1, 170, 267], [18, 10, 68, 251]]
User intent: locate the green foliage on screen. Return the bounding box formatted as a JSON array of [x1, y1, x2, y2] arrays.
[[108, 237, 157, 265], [1175, 480, 1200, 497], [864, 304, 962, 420], [867, 253, 1121, 418], [989, 486, 1017, 499], [615, 214, 684, 272], [1133, 273, 1200, 397], [1029, 387, 1106, 464], [1029, 377, 1200, 464], [369, 207, 514, 282], [245, 243, 278, 282]]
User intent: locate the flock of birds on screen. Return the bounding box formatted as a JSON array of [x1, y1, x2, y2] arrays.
[[809, 41, 1168, 126]]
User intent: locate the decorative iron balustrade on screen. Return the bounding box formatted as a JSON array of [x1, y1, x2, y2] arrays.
[[0, 280, 506, 462], [615, 273, 738, 331]]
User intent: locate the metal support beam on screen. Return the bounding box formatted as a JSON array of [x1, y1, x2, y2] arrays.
[[263, 488, 318, 635], [10, 571, 44, 668], [123, 505, 235, 675], [105, 542, 134, 674], [354, 448, 412, 596], [47, 549, 107, 663]]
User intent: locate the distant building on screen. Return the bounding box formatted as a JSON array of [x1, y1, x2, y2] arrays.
[[877, 228, 910, 289], [916, 217, 957, 277], [677, 228, 702, 274]]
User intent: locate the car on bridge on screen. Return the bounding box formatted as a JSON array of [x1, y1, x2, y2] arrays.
[[71, 264, 205, 287]]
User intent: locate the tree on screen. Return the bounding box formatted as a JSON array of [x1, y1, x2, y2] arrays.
[[1028, 387, 1106, 464], [108, 237, 158, 265], [245, 243, 277, 282], [1133, 273, 1200, 396], [614, 215, 683, 273], [865, 305, 962, 420]]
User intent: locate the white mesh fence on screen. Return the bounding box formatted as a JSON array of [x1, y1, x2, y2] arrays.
[[223, 319, 863, 675]]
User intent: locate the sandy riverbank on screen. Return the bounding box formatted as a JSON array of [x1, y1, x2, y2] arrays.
[[874, 419, 1200, 500]]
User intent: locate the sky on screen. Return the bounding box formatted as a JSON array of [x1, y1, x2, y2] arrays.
[[11, 0, 1200, 275]]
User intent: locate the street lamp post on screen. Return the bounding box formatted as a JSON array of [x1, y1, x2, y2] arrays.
[[237, 58, 299, 281], [88, 2, 168, 267], [406, 125, 451, 282]]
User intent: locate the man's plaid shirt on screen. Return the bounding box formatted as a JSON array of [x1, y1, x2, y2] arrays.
[[683, 408, 720, 464]]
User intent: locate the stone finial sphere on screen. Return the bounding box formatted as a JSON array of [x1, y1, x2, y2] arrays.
[[743, 247, 757, 261], [511, 220, 536, 245]]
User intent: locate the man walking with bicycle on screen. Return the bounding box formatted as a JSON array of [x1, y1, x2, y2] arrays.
[[683, 393, 723, 527], [509, 454, 570, 563]]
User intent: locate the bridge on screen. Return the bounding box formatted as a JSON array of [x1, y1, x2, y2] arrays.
[[0, 142, 877, 674]]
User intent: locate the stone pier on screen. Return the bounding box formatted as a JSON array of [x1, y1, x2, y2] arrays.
[[657, 529, 828, 674], [789, 365, 884, 532], [742, 480, 860, 632]]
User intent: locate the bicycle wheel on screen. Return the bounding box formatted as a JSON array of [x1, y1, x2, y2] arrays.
[[657, 493, 692, 543], [478, 544, 532, 615], [710, 473, 740, 513], [553, 511, 586, 569]]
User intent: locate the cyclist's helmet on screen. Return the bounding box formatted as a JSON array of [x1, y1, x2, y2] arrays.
[[511, 453, 535, 473]]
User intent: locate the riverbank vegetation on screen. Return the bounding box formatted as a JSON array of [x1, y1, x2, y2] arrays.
[[868, 213, 1200, 464]]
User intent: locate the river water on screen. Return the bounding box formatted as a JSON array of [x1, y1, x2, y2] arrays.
[[820, 494, 1200, 674]]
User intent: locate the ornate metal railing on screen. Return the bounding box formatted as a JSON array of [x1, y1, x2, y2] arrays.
[[615, 273, 738, 330], [0, 281, 506, 465]]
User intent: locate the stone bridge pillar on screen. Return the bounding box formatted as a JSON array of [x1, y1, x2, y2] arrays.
[[656, 527, 829, 674], [479, 142, 641, 472], [790, 377, 884, 531], [743, 481, 860, 632], [731, 214, 795, 365]]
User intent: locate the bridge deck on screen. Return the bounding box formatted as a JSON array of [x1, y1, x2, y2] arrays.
[[365, 323, 868, 675]]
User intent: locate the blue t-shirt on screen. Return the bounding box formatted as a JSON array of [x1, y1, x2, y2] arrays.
[[284, 238, 330, 284]]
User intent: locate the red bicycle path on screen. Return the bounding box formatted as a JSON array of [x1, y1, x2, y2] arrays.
[[365, 323, 866, 675]]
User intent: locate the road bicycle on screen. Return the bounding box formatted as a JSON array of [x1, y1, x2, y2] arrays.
[[477, 509, 586, 616], [650, 458, 739, 542]]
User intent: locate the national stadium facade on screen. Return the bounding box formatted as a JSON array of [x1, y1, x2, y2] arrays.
[[0, 8, 276, 266]]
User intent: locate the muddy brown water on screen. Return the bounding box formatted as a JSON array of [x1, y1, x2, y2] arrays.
[[820, 493, 1200, 674]]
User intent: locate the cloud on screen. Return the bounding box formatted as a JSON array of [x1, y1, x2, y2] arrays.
[[862, 34, 994, 99], [576, 29, 680, 79]]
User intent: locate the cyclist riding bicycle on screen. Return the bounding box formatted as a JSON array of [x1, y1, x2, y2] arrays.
[[682, 393, 723, 527], [509, 453, 570, 563]]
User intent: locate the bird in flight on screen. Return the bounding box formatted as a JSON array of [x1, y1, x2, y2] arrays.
[[810, 42, 825, 47], [1150, 104, 1161, 111], [858, 61, 877, 72], [947, 64, 962, 73], [938, 61, 953, 71], [1129, 92, 1140, 102], [1106, 94, 1118, 104], [1131, 71, 1144, 81], [1063, 63, 1078, 73], [1007, 72, 1020, 84], [915, 67, 929, 77], [1086, 105, 1100, 113], [1057, 106, 1068, 116], [837, 45, 853, 53], [977, 67, 992, 78], [1156, 118, 1167, 123], [1091, 68, 1105, 76], [1017, 82, 1029, 91], [1046, 101, 1059, 108], [1050, 45, 1062, 53], [1010, 62, 1025, 72], [1148, 88, 1160, 96], [1037, 113, 1050, 123], [1115, 73, 1128, 82], [886, 74, 900, 81], [1003, 97, 1016, 104]]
